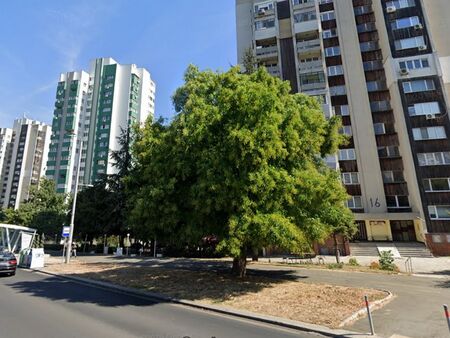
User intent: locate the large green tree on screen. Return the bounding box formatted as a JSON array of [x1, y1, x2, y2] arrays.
[[129, 66, 354, 276], [2, 178, 68, 234]]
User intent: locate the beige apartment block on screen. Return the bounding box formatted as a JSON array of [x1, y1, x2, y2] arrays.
[[236, 0, 450, 255]]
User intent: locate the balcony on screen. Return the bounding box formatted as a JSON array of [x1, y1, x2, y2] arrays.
[[360, 41, 380, 53], [256, 45, 278, 59], [370, 100, 391, 112], [255, 27, 277, 41], [300, 81, 327, 91], [363, 60, 383, 71], [329, 85, 347, 96], [296, 39, 321, 54], [266, 66, 280, 77], [298, 59, 324, 73], [294, 19, 319, 35]]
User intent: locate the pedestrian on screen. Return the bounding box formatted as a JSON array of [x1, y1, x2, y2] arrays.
[[72, 242, 77, 258]]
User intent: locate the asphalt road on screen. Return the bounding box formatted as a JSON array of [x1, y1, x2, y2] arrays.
[[0, 270, 324, 338]]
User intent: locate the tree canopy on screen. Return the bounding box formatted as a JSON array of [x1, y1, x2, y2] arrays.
[[1, 178, 68, 235], [128, 65, 354, 276]]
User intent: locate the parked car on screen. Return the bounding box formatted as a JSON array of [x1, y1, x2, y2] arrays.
[[0, 251, 17, 276]]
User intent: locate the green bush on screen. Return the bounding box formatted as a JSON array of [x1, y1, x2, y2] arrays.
[[327, 262, 344, 269], [379, 250, 396, 271], [348, 258, 360, 266]]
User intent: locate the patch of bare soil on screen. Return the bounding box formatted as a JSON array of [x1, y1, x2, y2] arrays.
[[44, 259, 387, 328]]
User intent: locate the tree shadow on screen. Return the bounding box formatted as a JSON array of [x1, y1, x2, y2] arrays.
[[434, 278, 450, 289], [6, 275, 160, 307], [51, 263, 303, 304]]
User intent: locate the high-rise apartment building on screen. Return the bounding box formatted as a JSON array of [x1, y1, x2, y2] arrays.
[[0, 118, 51, 209], [46, 57, 156, 194], [236, 0, 450, 255]]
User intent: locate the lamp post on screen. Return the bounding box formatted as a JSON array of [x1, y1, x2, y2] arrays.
[[65, 134, 83, 264]]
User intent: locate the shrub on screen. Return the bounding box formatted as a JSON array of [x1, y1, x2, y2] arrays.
[[327, 262, 344, 269], [369, 261, 380, 270], [379, 250, 396, 271], [348, 258, 360, 266]]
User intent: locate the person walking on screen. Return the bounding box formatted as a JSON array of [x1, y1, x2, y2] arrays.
[[71, 242, 77, 258]]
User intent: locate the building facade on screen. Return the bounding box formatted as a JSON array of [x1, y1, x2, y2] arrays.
[[236, 0, 450, 255], [46, 57, 156, 194], [0, 118, 51, 209]]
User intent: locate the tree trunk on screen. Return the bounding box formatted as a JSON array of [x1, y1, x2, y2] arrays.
[[232, 255, 247, 278], [334, 233, 340, 264], [251, 247, 258, 261]]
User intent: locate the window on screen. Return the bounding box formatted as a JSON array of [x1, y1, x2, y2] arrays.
[[327, 65, 344, 76], [342, 172, 359, 185], [340, 125, 352, 136], [402, 79, 435, 93], [102, 108, 111, 113], [417, 152, 450, 166], [292, 0, 314, 5], [338, 105, 350, 116], [294, 11, 317, 23], [386, 0, 415, 9], [412, 127, 446, 140], [394, 36, 425, 50], [339, 148, 356, 161], [322, 29, 337, 39], [408, 102, 440, 116], [391, 16, 420, 30], [399, 58, 429, 70], [386, 195, 409, 208], [373, 123, 386, 135], [428, 205, 450, 220], [320, 11, 335, 22], [378, 146, 400, 158], [325, 46, 340, 57], [382, 170, 404, 183], [300, 71, 325, 85], [347, 196, 363, 209], [255, 1, 274, 12], [423, 178, 450, 192], [255, 19, 275, 30]]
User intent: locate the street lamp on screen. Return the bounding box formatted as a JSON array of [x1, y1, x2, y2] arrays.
[[65, 131, 83, 264]]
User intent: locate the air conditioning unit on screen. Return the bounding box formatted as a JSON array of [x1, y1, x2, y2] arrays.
[[399, 68, 409, 76], [418, 45, 427, 51], [414, 23, 423, 30], [386, 6, 396, 13], [258, 8, 266, 16], [426, 113, 436, 120]]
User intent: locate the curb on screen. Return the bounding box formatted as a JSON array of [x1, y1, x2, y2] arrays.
[[339, 290, 394, 327], [28, 268, 380, 338]]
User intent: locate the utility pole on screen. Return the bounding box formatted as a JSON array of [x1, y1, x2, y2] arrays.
[[65, 137, 83, 264]]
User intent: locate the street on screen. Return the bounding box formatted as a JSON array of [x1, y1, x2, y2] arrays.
[[0, 270, 323, 338]]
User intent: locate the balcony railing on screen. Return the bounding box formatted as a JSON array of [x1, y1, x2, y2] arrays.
[[370, 101, 391, 112], [266, 66, 280, 76], [256, 45, 278, 57], [298, 60, 323, 72], [296, 39, 321, 53], [363, 60, 383, 71], [330, 85, 347, 96], [300, 81, 327, 91], [360, 41, 380, 52]]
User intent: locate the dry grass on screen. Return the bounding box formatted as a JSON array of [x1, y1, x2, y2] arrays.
[[44, 259, 387, 328]]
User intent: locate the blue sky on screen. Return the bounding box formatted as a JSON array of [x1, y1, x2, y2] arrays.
[[0, 0, 236, 126]]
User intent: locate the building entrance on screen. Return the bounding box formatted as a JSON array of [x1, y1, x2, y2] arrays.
[[390, 220, 416, 242]]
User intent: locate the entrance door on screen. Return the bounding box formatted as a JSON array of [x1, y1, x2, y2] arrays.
[[353, 221, 368, 241], [390, 220, 416, 242]]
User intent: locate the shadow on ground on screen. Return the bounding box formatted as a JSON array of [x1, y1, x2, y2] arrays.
[[7, 275, 160, 307], [8, 263, 302, 308]]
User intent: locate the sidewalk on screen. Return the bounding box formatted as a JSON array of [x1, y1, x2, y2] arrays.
[[255, 255, 450, 276]]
